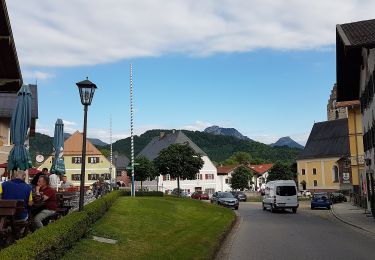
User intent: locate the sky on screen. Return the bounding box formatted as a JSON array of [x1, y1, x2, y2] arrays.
[[6, 0, 375, 145]]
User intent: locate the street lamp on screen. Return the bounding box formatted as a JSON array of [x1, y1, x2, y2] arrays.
[[76, 78, 97, 211]]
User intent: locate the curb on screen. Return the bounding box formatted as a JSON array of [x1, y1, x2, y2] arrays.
[[330, 205, 375, 235], [212, 211, 240, 260]]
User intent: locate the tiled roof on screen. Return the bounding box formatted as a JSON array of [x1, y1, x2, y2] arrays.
[[216, 165, 239, 175], [297, 119, 350, 160], [138, 131, 206, 160], [249, 164, 274, 175], [337, 19, 375, 48], [64, 131, 102, 156], [0, 84, 38, 118]]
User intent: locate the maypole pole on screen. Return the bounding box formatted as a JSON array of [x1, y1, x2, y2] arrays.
[[130, 64, 135, 197]]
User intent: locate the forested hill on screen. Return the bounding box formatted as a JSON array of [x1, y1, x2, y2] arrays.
[[107, 130, 302, 164]]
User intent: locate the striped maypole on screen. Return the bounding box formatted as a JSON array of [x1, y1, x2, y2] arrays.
[[109, 114, 113, 191], [130, 64, 135, 197]]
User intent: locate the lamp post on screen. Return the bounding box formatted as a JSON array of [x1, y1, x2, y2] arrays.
[[76, 78, 97, 211]]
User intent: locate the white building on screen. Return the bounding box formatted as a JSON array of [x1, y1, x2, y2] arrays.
[[135, 131, 218, 195]]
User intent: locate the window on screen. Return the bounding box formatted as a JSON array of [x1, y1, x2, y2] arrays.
[[313, 168, 317, 175], [332, 166, 339, 183], [225, 178, 229, 184], [72, 157, 82, 164], [116, 170, 122, 177], [71, 174, 81, 181], [88, 174, 100, 180], [301, 169, 305, 175], [166, 174, 170, 181], [101, 173, 110, 180], [276, 186, 296, 196], [199, 174, 203, 180], [205, 188, 215, 194], [205, 174, 214, 180], [89, 157, 99, 164], [313, 180, 318, 187]]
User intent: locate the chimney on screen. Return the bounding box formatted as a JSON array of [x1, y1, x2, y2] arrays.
[[159, 132, 165, 139]]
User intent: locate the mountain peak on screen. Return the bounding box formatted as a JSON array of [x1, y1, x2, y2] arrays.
[[204, 126, 251, 141], [271, 136, 304, 149]]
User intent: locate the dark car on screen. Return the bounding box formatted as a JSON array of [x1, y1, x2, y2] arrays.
[[330, 192, 347, 203], [191, 191, 209, 200], [211, 192, 239, 210], [311, 192, 332, 210], [231, 191, 247, 202]]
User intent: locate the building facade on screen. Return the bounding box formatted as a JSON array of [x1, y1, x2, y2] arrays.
[[136, 131, 218, 195], [38, 131, 114, 186], [297, 119, 352, 192], [336, 19, 375, 215], [327, 84, 348, 121]]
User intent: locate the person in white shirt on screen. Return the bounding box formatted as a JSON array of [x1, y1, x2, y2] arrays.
[[48, 171, 60, 190]]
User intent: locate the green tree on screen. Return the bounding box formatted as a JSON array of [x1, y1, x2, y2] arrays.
[[154, 144, 204, 197], [267, 162, 294, 182], [230, 166, 253, 191], [222, 151, 252, 165], [99, 148, 110, 158], [128, 156, 158, 190]]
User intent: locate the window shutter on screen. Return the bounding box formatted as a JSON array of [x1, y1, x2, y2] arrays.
[[162, 175, 166, 181]]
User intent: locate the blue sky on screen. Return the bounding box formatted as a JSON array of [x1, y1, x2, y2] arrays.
[[6, 0, 375, 144]]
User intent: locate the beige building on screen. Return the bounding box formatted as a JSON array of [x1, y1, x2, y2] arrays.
[[38, 131, 114, 186], [327, 84, 348, 121]]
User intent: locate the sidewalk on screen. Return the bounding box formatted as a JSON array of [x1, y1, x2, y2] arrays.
[[331, 202, 375, 234]]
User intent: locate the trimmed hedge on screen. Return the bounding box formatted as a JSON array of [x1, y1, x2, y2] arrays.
[[0, 191, 121, 260], [121, 190, 164, 197]]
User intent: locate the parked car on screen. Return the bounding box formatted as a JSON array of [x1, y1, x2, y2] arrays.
[[211, 192, 239, 210], [191, 191, 209, 200], [171, 188, 190, 197], [231, 191, 247, 202], [330, 192, 347, 203], [299, 190, 312, 197], [262, 180, 299, 213], [311, 192, 332, 209]]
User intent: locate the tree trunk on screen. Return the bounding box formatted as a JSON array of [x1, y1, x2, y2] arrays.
[[141, 180, 143, 191], [177, 176, 180, 197]]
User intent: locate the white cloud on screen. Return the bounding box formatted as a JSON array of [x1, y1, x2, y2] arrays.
[[62, 120, 76, 126], [6, 0, 375, 68], [181, 120, 212, 131], [23, 70, 54, 81]]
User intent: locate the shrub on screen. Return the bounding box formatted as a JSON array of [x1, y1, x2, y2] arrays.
[[121, 190, 164, 197], [0, 191, 120, 260]]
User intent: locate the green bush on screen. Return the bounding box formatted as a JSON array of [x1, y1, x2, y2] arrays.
[[120, 190, 164, 197], [0, 191, 120, 260]]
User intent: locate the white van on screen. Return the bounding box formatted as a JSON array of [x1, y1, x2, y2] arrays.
[[262, 180, 299, 213]]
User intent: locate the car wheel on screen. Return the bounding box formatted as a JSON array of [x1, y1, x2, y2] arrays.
[[311, 206, 314, 210], [271, 204, 275, 213], [292, 208, 297, 214], [262, 203, 266, 211], [235, 206, 239, 210], [327, 205, 331, 210]]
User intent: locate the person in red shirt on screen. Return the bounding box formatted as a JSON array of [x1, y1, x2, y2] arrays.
[[34, 175, 57, 229]]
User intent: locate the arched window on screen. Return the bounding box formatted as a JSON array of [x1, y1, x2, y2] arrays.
[[332, 165, 339, 183]]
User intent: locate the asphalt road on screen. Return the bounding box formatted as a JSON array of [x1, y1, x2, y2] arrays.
[[217, 202, 375, 260]]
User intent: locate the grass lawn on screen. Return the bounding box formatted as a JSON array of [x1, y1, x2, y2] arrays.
[[62, 197, 235, 260]]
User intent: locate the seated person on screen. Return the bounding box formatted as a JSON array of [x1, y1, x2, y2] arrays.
[[33, 175, 57, 229], [31, 167, 48, 187], [60, 175, 73, 189], [0, 170, 33, 221]]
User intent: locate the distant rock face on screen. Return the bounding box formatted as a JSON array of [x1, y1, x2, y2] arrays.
[[63, 133, 108, 147], [271, 137, 304, 149], [204, 126, 251, 141]]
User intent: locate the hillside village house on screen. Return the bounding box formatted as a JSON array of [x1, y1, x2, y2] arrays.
[[136, 131, 218, 195], [335, 19, 375, 215], [216, 164, 273, 192], [0, 0, 39, 177], [38, 131, 114, 186]]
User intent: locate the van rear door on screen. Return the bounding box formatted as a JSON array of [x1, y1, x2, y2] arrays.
[[275, 186, 297, 207]]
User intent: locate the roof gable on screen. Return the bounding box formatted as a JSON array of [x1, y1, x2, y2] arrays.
[[297, 119, 350, 160], [216, 165, 239, 175], [64, 131, 102, 156], [0, 84, 38, 118], [138, 131, 207, 160], [249, 164, 274, 175]]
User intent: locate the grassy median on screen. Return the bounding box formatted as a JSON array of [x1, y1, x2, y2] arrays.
[[62, 197, 235, 260]]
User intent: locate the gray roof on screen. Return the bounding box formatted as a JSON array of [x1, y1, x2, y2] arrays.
[[337, 19, 375, 48], [0, 84, 38, 118], [297, 119, 350, 160], [112, 152, 130, 170], [138, 131, 207, 160]]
